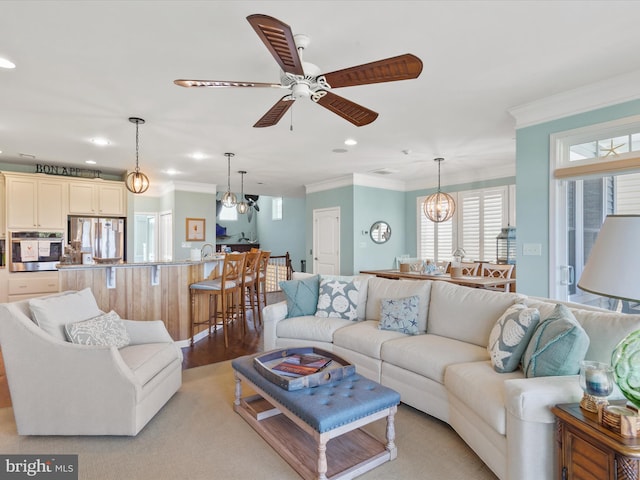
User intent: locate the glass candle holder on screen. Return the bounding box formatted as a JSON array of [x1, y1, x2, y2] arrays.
[[579, 360, 614, 413]]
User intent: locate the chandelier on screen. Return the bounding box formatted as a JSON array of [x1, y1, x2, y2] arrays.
[[125, 117, 150, 194], [423, 157, 455, 223], [221, 153, 237, 208], [236, 170, 249, 214]]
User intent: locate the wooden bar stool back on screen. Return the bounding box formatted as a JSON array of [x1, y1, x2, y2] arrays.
[[242, 250, 261, 330], [255, 250, 271, 327], [189, 252, 246, 348]]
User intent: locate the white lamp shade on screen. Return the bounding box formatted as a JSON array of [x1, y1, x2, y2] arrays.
[[577, 215, 640, 302]]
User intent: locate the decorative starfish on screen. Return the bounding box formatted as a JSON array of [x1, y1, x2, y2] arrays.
[[600, 139, 625, 157]]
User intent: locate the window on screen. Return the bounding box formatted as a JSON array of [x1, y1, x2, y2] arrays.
[[272, 197, 283, 220], [417, 186, 513, 263], [219, 205, 237, 221]]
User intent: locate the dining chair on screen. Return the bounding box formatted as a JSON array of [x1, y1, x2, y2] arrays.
[[189, 252, 246, 348], [480, 263, 515, 291], [459, 262, 481, 276]]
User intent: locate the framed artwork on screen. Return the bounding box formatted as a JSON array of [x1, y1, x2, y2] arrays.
[[186, 218, 205, 241]]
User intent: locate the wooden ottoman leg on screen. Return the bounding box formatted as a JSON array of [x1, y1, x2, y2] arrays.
[[386, 405, 398, 460], [317, 434, 329, 480]]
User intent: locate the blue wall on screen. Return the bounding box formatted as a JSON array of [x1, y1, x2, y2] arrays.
[[515, 98, 640, 297]]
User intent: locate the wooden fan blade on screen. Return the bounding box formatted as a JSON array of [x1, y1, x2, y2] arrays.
[[321, 54, 423, 88], [313, 91, 378, 127], [247, 14, 304, 76], [253, 96, 295, 128], [174, 79, 282, 88]]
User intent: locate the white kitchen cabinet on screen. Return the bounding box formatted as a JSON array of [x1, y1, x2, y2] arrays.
[[68, 181, 126, 216], [7, 271, 59, 302], [0, 174, 5, 237], [5, 174, 66, 230]]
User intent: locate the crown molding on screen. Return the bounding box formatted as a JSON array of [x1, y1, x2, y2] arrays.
[[144, 180, 217, 197], [508, 69, 640, 129], [405, 163, 516, 192], [305, 173, 406, 194]]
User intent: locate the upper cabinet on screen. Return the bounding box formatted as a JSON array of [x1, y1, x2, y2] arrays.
[[68, 181, 126, 217], [0, 174, 5, 237], [5, 174, 66, 230]]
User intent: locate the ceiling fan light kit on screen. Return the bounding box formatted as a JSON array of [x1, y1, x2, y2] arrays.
[[423, 158, 456, 223], [222, 152, 237, 208], [175, 14, 423, 128], [125, 117, 150, 195]]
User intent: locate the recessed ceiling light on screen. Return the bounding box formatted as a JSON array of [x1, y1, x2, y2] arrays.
[[191, 152, 206, 160], [344, 138, 357, 146], [90, 137, 110, 146], [85, 160, 96, 165], [0, 57, 16, 69], [165, 169, 179, 175], [332, 148, 348, 154]]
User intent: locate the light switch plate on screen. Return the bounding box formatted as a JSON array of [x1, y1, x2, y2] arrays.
[[523, 243, 542, 256]]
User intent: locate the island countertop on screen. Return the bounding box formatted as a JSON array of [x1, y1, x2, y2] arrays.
[[56, 256, 225, 269]]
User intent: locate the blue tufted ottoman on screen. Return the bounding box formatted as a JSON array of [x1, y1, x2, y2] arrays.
[[232, 354, 400, 480]]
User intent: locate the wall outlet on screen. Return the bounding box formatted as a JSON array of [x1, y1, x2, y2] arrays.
[[523, 243, 542, 256]]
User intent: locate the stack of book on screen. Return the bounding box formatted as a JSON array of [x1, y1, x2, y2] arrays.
[[272, 353, 332, 377]]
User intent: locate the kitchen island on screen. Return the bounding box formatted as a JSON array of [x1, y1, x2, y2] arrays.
[[57, 257, 224, 344]]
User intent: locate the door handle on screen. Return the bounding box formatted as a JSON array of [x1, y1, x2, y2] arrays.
[[560, 265, 575, 286]]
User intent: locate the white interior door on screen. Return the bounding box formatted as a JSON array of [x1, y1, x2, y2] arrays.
[[313, 207, 340, 275]]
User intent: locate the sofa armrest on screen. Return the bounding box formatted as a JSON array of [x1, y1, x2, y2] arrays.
[[262, 301, 288, 350], [122, 319, 174, 345]]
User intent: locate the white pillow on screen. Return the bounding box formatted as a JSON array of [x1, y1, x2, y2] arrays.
[[65, 310, 130, 348], [30, 288, 103, 341]]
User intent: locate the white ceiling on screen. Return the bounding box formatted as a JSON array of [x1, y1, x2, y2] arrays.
[[2, 1, 640, 198]]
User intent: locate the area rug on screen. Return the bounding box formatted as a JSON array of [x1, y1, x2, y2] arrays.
[[0, 361, 497, 479]]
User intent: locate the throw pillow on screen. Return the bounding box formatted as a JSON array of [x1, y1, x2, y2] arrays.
[[315, 277, 360, 321], [379, 295, 420, 335], [279, 275, 320, 318], [30, 288, 103, 341], [521, 303, 590, 378], [487, 304, 541, 373], [65, 310, 131, 348]]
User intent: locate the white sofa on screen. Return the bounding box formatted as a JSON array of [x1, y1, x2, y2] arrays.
[[0, 289, 183, 436], [263, 274, 640, 480]]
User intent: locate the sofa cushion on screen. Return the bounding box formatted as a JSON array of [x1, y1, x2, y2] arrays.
[[29, 288, 103, 341], [365, 277, 431, 333], [521, 304, 590, 378], [276, 315, 352, 343], [379, 295, 420, 334], [119, 342, 180, 386], [65, 310, 131, 348], [334, 320, 406, 359], [525, 298, 640, 365], [280, 275, 320, 318], [488, 304, 540, 373], [427, 281, 522, 347], [316, 277, 360, 321], [316, 275, 370, 321], [381, 334, 489, 384], [445, 361, 524, 435]]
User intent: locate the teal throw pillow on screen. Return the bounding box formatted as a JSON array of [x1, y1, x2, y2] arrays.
[[379, 295, 420, 335], [315, 278, 360, 321], [487, 304, 540, 373], [521, 304, 590, 378], [280, 275, 320, 318]]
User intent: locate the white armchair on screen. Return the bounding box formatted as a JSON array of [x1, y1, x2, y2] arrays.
[[0, 290, 183, 436]]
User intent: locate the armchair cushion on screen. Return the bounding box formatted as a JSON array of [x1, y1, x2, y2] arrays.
[[30, 288, 103, 341], [65, 310, 131, 348]]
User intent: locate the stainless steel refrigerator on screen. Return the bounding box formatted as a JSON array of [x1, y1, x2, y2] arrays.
[[68, 216, 126, 262]]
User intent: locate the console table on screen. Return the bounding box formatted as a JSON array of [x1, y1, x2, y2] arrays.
[[552, 402, 640, 480]]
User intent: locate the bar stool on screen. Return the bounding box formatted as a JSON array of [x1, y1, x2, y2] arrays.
[[189, 252, 246, 348], [241, 250, 261, 330], [255, 250, 271, 327]]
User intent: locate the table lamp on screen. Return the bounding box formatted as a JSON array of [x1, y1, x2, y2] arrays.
[[577, 215, 640, 426]]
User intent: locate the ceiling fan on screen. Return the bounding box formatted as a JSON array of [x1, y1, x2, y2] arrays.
[[174, 14, 423, 128]]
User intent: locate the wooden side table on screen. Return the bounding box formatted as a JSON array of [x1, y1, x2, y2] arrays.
[[552, 402, 640, 480]]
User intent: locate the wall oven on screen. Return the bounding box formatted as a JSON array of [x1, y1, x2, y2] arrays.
[[10, 231, 64, 272]]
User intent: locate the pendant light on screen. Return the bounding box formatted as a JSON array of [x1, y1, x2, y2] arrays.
[[221, 152, 237, 208], [236, 170, 249, 214], [125, 117, 150, 194], [423, 157, 455, 223]]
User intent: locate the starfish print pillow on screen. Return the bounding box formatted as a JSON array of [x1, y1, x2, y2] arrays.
[[379, 295, 420, 335], [315, 278, 360, 321]]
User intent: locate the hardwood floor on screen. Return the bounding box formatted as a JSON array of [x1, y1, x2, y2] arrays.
[[181, 291, 284, 369]]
